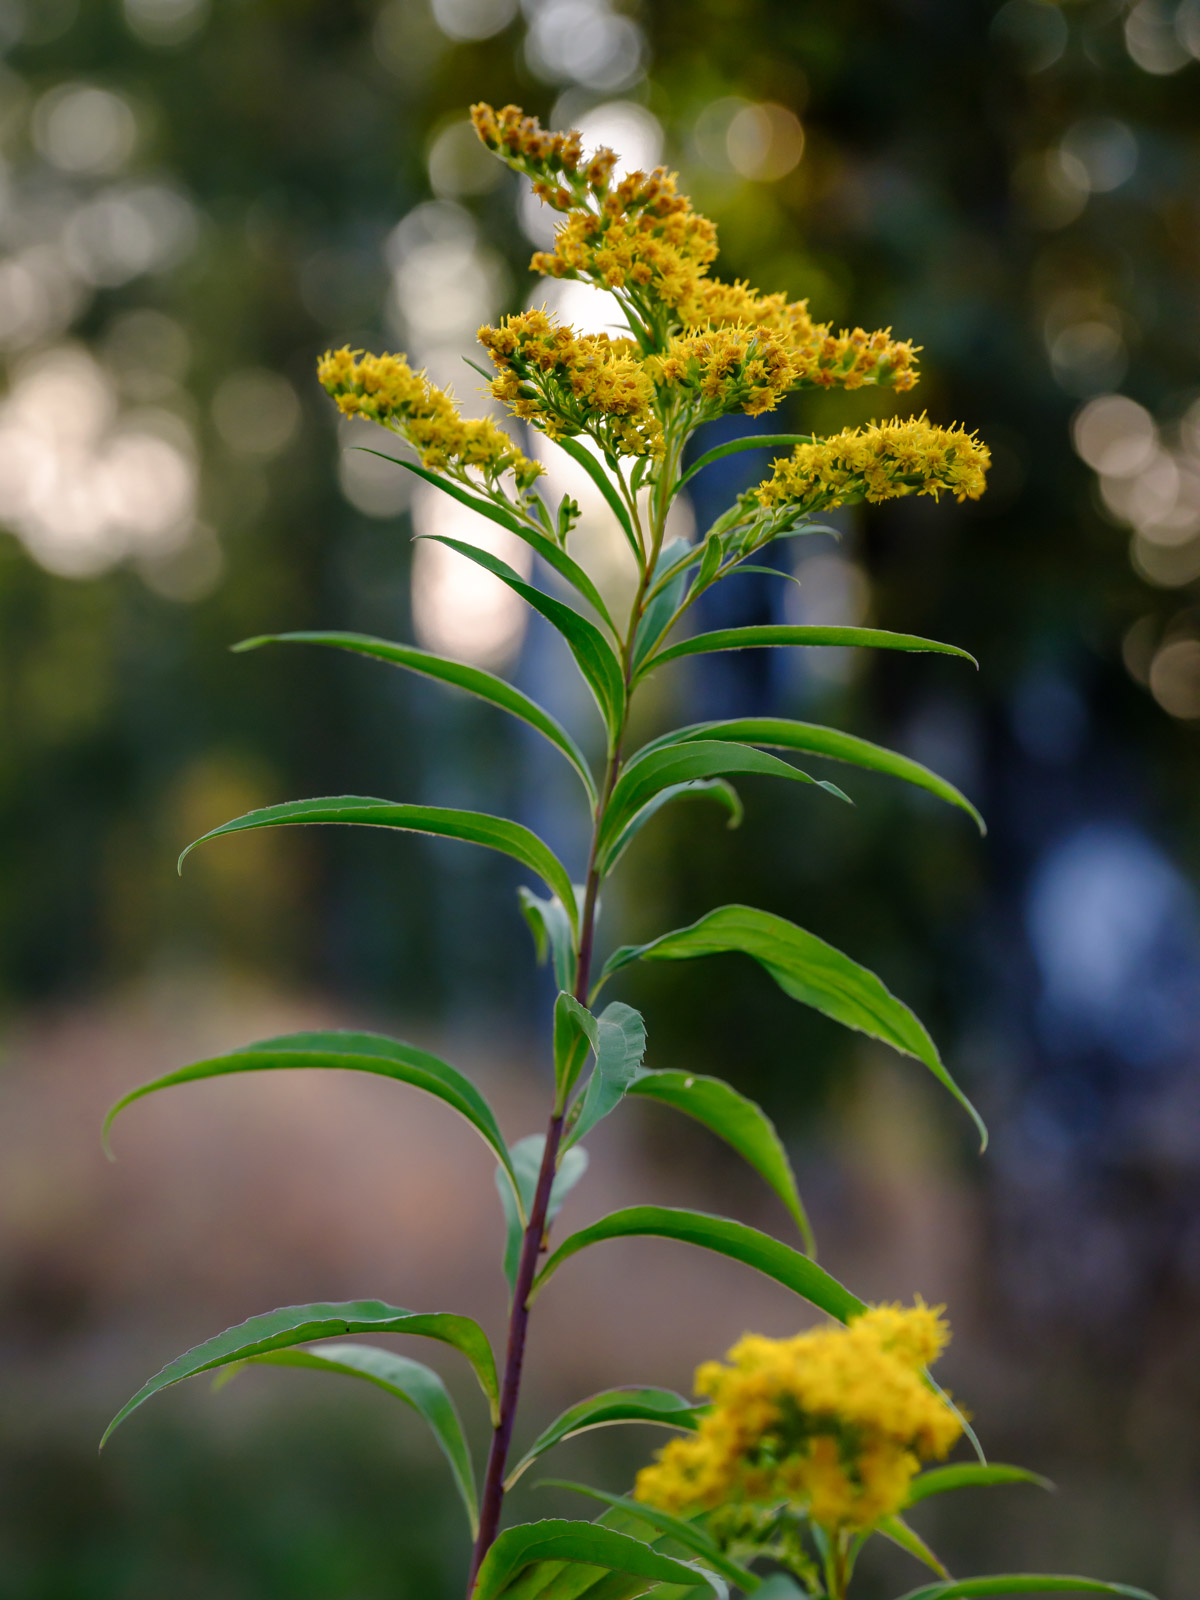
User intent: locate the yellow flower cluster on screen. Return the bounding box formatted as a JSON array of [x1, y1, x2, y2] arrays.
[[469, 102, 613, 212], [756, 417, 990, 513], [530, 167, 720, 317], [478, 308, 663, 458], [317, 346, 541, 488], [634, 1303, 962, 1534]]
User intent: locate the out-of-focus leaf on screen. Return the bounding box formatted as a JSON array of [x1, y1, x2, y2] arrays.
[[597, 742, 848, 863], [101, 1300, 499, 1444], [600, 779, 743, 874], [564, 1001, 647, 1144], [496, 1134, 589, 1293], [520, 888, 578, 993], [235, 1343, 478, 1534], [542, 1483, 752, 1587], [504, 1390, 704, 1488], [472, 1519, 724, 1599], [634, 717, 983, 833], [600, 905, 986, 1150], [871, 1514, 948, 1577], [233, 631, 596, 801], [422, 535, 625, 738], [627, 1071, 814, 1254], [530, 1205, 864, 1323], [906, 1463, 1053, 1505], [178, 796, 579, 931], [896, 1580, 1156, 1600], [103, 1029, 521, 1211]]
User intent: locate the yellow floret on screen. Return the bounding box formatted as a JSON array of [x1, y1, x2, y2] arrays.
[[477, 308, 663, 459], [755, 416, 990, 514], [316, 346, 541, 489], [634, 1302, 963, 1536]]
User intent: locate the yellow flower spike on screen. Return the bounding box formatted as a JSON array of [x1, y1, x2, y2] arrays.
[[635, 1303, 964, 1537], [756, 415, 990, 518], [316, 345, 541, 490]]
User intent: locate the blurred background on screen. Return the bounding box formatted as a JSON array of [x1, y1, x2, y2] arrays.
[[1, 0, 1198, 1594]]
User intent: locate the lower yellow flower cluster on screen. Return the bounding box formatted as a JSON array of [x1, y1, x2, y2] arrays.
[[634, 1302, 962, 1534], [478, 309, 664, 458], [316, 346, 542, 488], [756, 417, 990, 515]]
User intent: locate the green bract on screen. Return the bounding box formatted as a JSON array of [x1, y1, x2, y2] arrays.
[[98, 97, 1154, 1600]]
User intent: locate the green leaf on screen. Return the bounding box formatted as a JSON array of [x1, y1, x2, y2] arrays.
[[600, 905, 986, 1150], [600, 779, 743, 874], [554, 993, 596, 1109], [627, 1071, 815, 1255], [233, 632, 596, 803], [498, 1504, 728, 1600], [236, 1343, 479, 1535], [520, 888, 578, 993], [541, 1484, 752, 1588], [675, 434, 815, 497], [530, 1205, 864, 1323], [565, 1001, 648, 1145], [497, 1134, 590, 1293], [101, 1300, 500, 1444], [905, 1464, 1054, 1505], [641, 625, 976, 675], [632, 538, 692, 671], [421, 536, 626, 739], [178, 796, 579, 934], [357, 448, 533, 540], [872, 1514, 948, 1578], [103, 1029, 522, 1215], [550, 435, 639, 561], [646, 717, 983, 833], [688, 533, 724, 600], [472, 1519, 724, 1600], [597, 742, 848, 866], [896, 1580, 1156, 1600], [504, 1390, 704, 1489]]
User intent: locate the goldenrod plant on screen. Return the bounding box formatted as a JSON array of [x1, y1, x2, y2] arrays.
[[102, 104, 1153, 1600]]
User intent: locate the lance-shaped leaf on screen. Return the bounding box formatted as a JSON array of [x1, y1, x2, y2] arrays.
[[496, 1134, 590, 1293], [632, 538, 692, 671], [896, 1581, 1155, 1600], [497, 1502, 733, 1600], [564, 1002, 648, 1145], [521, 888, 578, 993], [542, 1484, 753, 1588], [550, 435, 639, 561], [597, 743, 848, 865], [601, 779, 743, 874], [101, 1300, 500, 1445], [600, 905, 986, 1150], [104, 1029, 522, 1212], [869, 1515, 948, 1578], [529, 1205, 865, 1323], [635, 718, 983, 834], [555, 993, 596, 1109], [626, 1071, 814, 1255], [905, 1463, 1053, 1506], [234, 632, 596, 802], [471, 1519, 725, 1600], [675, 433, 816, 497], [504, 1389, 704, 1489], [422, 536, 625, 739], [178, 796, 579, 933], [234, 1343, 479, 1535], [359, 451, 617, 633], [641, 624, 976, 676]]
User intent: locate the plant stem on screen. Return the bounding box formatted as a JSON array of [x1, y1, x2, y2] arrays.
[[466, 482, 665, 1595]]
